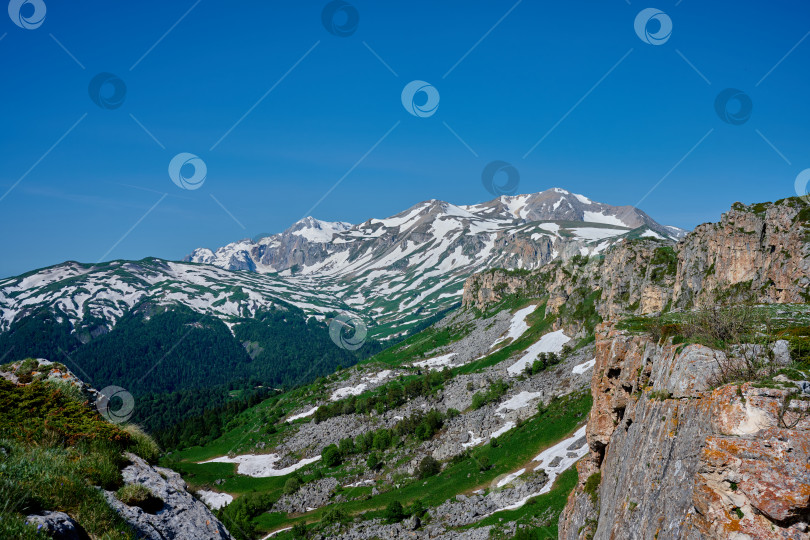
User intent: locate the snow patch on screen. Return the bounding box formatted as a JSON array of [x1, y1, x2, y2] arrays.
[[496, 391, 543, 416], [197, 490, 233, 510], [497, 426, 588, 512], [330, 383, 368, 401], [462, 431, 485, 448], [491, 305, 537, 347], [490, 421, 516, 439], [496, 468, 526, 488], [507, 330, 571, 376], [582, 211, 629, 227], [570, 227, 627, 241], [573, 193, 592, 205], [641, 229, 665, 240], [200, 454, 321, 478], [286, 406, 318, 422], [413, 353, 456, 370], [572, 359, 596, 375]]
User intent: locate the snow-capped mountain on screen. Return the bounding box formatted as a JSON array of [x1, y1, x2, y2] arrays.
[[0, 188, 686, 341], [187, 188, 684, 278]]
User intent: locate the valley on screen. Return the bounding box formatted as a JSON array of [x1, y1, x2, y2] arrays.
[[2, 193, 809, 539]]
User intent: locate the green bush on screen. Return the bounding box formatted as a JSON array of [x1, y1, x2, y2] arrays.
[[366, 452, 381, 471], [384, 500, 406, 523], [284, 477, 302, 495], [322, 444, 342, 467], [291, 522, 308, 538], [471, 379, 509, 410], [418, 456, 440, 479], [372, 430, 391, 450], [477, 455, 491, 472]]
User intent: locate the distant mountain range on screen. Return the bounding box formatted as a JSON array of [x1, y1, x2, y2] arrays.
[[187, 188, 687, 275], [0, 188, 686, 343]]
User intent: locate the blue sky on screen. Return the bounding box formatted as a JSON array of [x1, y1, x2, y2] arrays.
[[1, 0, 809, 277]]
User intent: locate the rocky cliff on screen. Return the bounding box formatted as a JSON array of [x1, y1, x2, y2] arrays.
[[463, 198, 810, 321], [557, 323, 810, 539]]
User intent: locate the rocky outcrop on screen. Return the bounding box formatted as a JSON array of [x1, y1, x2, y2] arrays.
[[558, 323, 810, 539], [673, 200, 810, 308], [103, 454, 232, 540], [463, 198, 810, 320], [25, 511, 90, 540], [274, 477, 339, 514]]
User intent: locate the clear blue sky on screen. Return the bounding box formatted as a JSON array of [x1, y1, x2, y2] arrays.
[[1, 0, 809, 277]]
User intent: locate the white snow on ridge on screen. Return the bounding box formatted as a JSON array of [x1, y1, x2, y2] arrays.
[[462, 431, 485, 448], [573, 193, 592, 205], [582, 211, 629, 228], [200, 453, 321, 478], [532, 425, 588, 487], [363, 369, 392, 384], [507, 330, 570, 376], [491, 305, 537, 348], [573, 359, 596, 375], [570, 227, 626, 241]]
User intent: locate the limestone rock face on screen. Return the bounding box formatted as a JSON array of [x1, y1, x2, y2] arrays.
[[559, 324, 810, 540], [674, 202, 810, 308], [103, 454, 232, 540], [464, 199, 810, 321]]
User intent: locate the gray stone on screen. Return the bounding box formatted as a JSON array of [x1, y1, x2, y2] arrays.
[[25, 511, 89, 540], [103, 454, 232, 540]]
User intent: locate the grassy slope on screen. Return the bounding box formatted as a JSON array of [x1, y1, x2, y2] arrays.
[[0, 378, 142, 539], [165, 301, 590, 537]]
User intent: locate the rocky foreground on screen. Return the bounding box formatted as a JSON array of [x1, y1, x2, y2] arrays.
[[558, 323, 810, 539]]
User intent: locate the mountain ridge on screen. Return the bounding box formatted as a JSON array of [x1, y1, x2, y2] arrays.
[[186, 187, 687, 276]]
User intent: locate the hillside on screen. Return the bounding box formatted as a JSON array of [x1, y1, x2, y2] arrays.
[[143, 197, 809, 539]]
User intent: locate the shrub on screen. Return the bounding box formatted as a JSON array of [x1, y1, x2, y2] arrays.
[[338, 437, 355, 456], [471, 379, 509, 410], [283, 477, 301, 495], [116, 484, 163, 513], [322, 444, 342, 468], [384, 500, 406, 523], [409, 499, 426, 518], [584, 472, 601, 503], [682, 303, 777, 385], [418, 456, 440, 479], [372, 430, 391, 450], [291, 522, 308, 538], [477, 455, 490, 472], [366, 452, 381, 471]]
